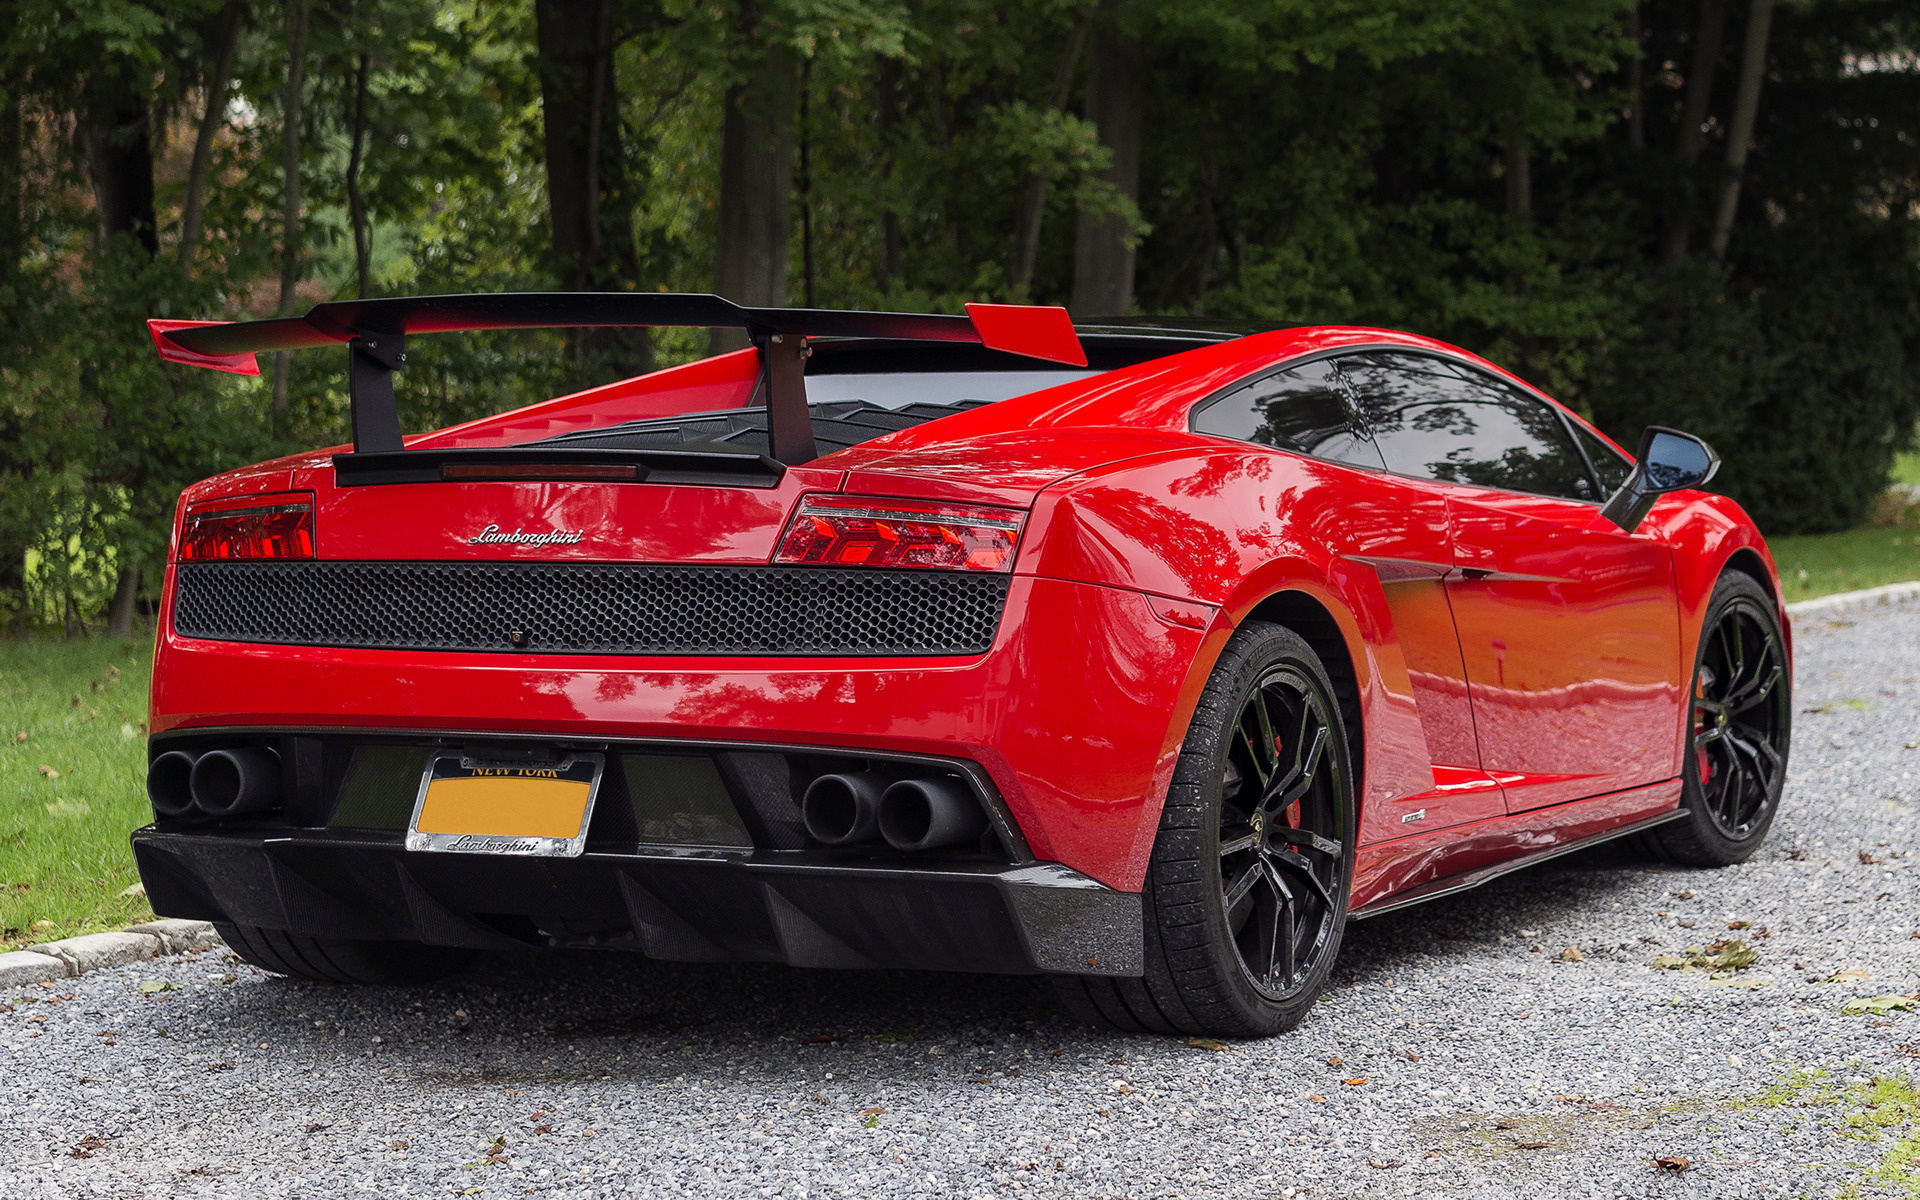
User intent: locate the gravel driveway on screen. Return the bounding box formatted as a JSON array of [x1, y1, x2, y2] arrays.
[[5, 601, 1919, 1200]]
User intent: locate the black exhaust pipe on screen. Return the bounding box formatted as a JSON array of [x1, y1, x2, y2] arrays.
[[878, 776, 987, 852], [147, 750, 201, 819], [801, 772, 890, 846], [189, 747, 283, 817]]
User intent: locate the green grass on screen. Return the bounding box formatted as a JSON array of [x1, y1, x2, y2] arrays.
[[1770, 526, 1920, 604], [0, 637, 156, 948]]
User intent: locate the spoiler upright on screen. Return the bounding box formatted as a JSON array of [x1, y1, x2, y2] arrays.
[[148, 293, 1088, 467]]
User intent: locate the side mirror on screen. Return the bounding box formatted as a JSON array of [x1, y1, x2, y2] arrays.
[[1599, 426, 1720, 532]]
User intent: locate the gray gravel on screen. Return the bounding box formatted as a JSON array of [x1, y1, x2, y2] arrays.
[[4, 602, 1919, 1199]]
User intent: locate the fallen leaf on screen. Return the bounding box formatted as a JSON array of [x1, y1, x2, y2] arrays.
[[206, 1062, 234, 1072], [118, 882, 145, 898], [1306, 1094, 1327, 1103], [859, 1107, 887, 1117], [1558, 946, 1585, 962], [1727, 920, 1750, 930], [389, 1141, 408, 1151], [1652, 1156, 1690, 1172], [802, 1032, 848, 1044], [1842, 995, 1918, 1015], [68, 1135, 105, 1159], [1343, 1077, 1368, 1086], [36, 765, 58, 779], [1368, 1157, 1399, 1169], [1861, 850, 1884, 865], [1326, 1056, 1344, 1068], [1402, 1050, 1421, 1062], [304, 1123, 329, 1134], [1187, 1037, 1228, 1052], [1674, 890, 1695, 900], [137, 980, 181, 995], [1516, 1141, 1550, 1150], [1827, 968, 1870, 983], [532, 1125, 551, 1135], [13, 731, 25, 742]]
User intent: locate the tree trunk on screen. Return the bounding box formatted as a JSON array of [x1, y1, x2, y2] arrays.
[[180, 2, 243, 262], [710, 7, 796, 353], [1625, 6, 1644, 150], [80, 70, 159, 254], [106, 559, 139, 638], [0, 60, 20, 297], [345, 45, 371, 297], [798, 56, 814, 307], [1708, 0, 1774, 260], [271, 0, 309, 424], [1661, 0, 1727, 264], [1070, 19, 1143, 318], [873, 55, 902, 292], [1505, 132, 1532, 218], [1010, 3, 1096, 301], [535, 0, 647, 375]]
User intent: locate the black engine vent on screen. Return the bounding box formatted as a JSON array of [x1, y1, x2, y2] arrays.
[[173, 561, 1011, 657]]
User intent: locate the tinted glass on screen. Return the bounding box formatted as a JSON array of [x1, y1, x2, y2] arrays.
[[1570, 421, 1633, 494], [1192, 359, 1385, 469], [1340, 352, 1594, 500]]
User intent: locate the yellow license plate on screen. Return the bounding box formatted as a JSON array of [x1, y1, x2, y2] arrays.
[[405, 753, 603, 857]]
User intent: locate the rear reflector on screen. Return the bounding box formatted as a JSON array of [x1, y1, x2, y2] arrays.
[[775, 495, 1025, 572], [179, 491, 315, 561]]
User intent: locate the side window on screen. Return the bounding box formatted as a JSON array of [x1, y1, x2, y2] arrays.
[[1191, 358, 1386, 469], [1341, 352, 1597, 501], [1569, 420, 1634, 495]]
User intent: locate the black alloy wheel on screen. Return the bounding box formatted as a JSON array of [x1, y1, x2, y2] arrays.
[[1054, 620, 1355, 1038], [1216, 663, 1347, 1001], [1642, 571, 1791, 866]]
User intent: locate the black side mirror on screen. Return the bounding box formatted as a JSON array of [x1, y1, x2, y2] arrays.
[[1599, 426, 1720, 532]]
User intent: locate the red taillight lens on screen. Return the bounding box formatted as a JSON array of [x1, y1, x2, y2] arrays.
[[774, 495, 1026, 572], [179, 491, 315, 561]]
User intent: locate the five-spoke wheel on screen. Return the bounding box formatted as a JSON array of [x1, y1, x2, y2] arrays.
[[1644, 570, 1791, 865], [1217, 665, 1347, 1000]]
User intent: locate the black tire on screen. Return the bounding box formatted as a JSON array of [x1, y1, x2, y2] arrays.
[[215, 923, 474, 985], [1054, 620, 1355, 1038], [1640, 571, 1791, 866]]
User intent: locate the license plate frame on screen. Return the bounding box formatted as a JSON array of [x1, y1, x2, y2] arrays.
[[404, 752, 604, 858]]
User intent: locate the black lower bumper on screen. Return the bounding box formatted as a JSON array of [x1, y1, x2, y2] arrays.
[[131, 828, 1142, 977]]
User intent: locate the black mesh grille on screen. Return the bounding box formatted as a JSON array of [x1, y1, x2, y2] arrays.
[[173, 561, 1010, 656]]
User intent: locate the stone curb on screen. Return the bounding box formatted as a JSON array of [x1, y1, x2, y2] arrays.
[[4, 919, 222, 986], [1785, 580, 1920, 621]]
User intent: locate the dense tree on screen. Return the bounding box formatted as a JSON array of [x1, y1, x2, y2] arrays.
[[2, 0, 1919, 633]]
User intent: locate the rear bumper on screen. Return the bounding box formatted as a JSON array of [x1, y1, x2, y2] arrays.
[[131, 827, 1143, 976]]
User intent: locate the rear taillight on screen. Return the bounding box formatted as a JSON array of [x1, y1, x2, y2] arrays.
[[774, 495, 1025, 572], [179, 491, 315, 561]]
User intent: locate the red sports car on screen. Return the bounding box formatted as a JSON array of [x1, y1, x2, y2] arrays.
[[135, 295, 1791, 1037]]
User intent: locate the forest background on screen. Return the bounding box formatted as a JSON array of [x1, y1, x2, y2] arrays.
[[2, 0, 1919, 634]]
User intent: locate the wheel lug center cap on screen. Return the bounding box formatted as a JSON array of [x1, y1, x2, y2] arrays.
[[1718, 711, 1728, 727], [1250, 812, 1265, 838]]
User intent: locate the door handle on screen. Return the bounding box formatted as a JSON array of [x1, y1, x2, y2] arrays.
[[1458, 567, 1495, 581]]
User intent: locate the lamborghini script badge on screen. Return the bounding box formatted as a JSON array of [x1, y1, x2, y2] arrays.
[[468, 524, 585, 547]]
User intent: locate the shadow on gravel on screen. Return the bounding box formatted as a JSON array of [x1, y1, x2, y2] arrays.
[[185, 839, 1695, 1078]]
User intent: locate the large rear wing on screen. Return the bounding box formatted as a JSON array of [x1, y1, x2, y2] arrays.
[[146, 292, 1087, 470]]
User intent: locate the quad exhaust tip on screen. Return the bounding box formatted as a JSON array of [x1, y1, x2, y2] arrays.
[[146, 750, 201, 819], [148, 745, 283, 819], [803, 770, 991, 852], [877, 776, 987, 852], [800, 771, 889, 846]]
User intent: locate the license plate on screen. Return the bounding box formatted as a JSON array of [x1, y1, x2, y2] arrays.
[[405, 753, 604, 858]]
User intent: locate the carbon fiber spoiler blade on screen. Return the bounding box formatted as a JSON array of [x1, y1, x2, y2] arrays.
[[145, 293, 1086, 466]]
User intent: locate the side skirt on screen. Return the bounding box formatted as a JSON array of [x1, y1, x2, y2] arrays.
[[1348, 807, 1687, 921]]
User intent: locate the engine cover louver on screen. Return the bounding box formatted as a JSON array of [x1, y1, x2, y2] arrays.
[[172, 561, 1011, 656]]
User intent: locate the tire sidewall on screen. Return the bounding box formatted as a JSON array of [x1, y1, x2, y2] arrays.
[[1157, 620, 1357, 1035], [1675, 572, 1791, 861]]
